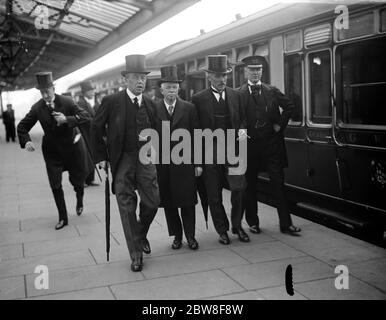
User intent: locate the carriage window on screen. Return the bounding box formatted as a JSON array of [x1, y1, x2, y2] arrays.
[[309, 50, 331, 124], [335, 38, 386, 127], [284, 54, 303, 123], [381, 9, 386, 33], [337, 12, 374, 41], [234, 65, 246, 88]]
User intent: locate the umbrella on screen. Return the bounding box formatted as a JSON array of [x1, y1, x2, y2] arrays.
[[104, 160, 110, 261], [196, 176, 209, 229]]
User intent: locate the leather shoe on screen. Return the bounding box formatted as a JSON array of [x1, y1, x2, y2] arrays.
[[249, 225, 261, 234], [218, 232, 230, 245], [131, 258, 143, 272], [171, 237, 182, 250], [55, 220, 68, 230], [187, 237, 199, 250], [142, 238, 151, 254], [232, 227, 250, 242], [280, 225, 301, 235], [76, 204, 83, 216]]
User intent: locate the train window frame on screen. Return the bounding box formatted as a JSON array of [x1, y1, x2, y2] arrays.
[[380, 8, 386, 33], [333, 36, 386, 131], [305, 48, 333, 128], [284, 30, 303, 53], [284, 52, 304, 126], [334, 10, 376, 43]]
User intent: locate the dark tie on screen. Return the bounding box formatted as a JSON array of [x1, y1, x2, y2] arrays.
[[133, 97, 139, 109], [168, 105, 174, 116], [212, 88, 224, 102], [250, 84, 261, 95]]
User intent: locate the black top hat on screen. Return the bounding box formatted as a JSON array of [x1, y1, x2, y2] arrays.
[[35, 72, 54, 89], [241, 55, 268, 68], [121, 54, 150, 76], [204, 55, 232, 74], [80, 80, 94, 93], [158, 66, 182, 85]]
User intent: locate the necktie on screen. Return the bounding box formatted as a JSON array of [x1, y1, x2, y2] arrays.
[[133, 97, 139, 109], [168, 105, 174, 116], [212, 88, 224, 102], [250, 84, 261, 95]]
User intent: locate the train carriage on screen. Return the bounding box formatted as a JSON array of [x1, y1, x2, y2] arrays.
[[69, 2, 386, 243]]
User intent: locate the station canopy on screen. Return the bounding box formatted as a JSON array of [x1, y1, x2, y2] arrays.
[[0, 0, 198, 91]]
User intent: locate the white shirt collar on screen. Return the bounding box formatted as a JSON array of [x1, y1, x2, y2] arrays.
[[126, 88, 142, 106], [164, 99, 177, 108], [84, 96, 95, 108], [211, 86, 225, 102], [247, 80, 262, 94]]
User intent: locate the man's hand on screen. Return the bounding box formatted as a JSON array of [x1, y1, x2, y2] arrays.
[[25, 141, 35, 152], [195, 166, 203, 177], [98, 161, 107, 170], [273, 124, 281, 133], [52, 112, 67, 126], [237, 129, 249, 141]]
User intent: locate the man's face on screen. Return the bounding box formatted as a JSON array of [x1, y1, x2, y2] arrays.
[[208, 72, 227, 92], [84, 89, 95, 99], [245, 66, 263, 84], [160, 82, 179, 102], [6, 105, 12, 111], [125, 73, 147, 95], [40, 87, 55, 103]]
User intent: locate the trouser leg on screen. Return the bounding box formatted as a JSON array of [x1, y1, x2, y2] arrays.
[[203, 164, 229, 234], [164, 207, 183, 238], [52, 187, 68, 222], [114, 152, 142, 261], [181, 206, 195, 239], [244, 151, 260, 227]]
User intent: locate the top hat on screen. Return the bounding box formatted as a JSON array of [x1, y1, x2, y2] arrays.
[[121, 54, 150, 76], [204, 55, 232, 74], [35, 72, 54, 90], [158, 65, 182, 85], [241, 55, 268, 68], [80, 80, 94, 93]]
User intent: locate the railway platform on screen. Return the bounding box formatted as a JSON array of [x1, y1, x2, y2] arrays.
[[0, 123, 385, 300]]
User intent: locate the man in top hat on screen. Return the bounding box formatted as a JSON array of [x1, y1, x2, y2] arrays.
[[2, 103, 16, 142], [191, 55, 250, 245], [239, 55, 301, 235], [155, 65, 201, 250], [77, 80, 99, 186], [17, 72, 91, 230], [92, 54, 160, 272]]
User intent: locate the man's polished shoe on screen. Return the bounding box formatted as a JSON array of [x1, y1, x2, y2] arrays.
[[142, 238, 151, 254], [130, 258, 143, 272], [171, 237, 182, 250], [218, 232, 230, 245], [280, 225, 301, 235], [232, 228, 250, 242], [76, 203, 83, 216], [249, 225, 261, 234], [55, 220, 68, 230], [187, 237, 199, 250]]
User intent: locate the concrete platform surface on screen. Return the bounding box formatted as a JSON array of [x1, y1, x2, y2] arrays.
[[0, 126, 385, 300]]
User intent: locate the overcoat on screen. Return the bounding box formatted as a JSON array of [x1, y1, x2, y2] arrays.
[[239, 82, 294, 170], [17, 94, 91, 188], [91, 90, 157, 194], [155, 98, 199, 208]]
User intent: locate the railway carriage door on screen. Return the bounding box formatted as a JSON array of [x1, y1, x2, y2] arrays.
[[306, 49, 340, 196]]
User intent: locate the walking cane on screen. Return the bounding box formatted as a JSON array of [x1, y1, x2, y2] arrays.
[[104, 157, 110, 262]]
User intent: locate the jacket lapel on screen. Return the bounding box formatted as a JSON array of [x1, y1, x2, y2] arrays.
[[157, 100, 170, 122], [225, 87, 236, 129], [171, 99, 184, 129]]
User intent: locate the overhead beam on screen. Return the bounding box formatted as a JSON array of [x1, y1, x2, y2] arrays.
[[107, 0, 153, 11]]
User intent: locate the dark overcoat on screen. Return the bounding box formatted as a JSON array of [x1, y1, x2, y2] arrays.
[[239, 82, 295, 170], [155, 98, 199, 208], [17, 94, 91, 187], [91, 90, 157, 194]]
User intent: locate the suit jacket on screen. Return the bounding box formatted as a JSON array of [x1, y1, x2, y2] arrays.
[[2, 110, 15, 125], [17, 94, 91, 176], [155, 98, 199, 208], [91, 90, 157, 193], [239, 82, 295, 168]]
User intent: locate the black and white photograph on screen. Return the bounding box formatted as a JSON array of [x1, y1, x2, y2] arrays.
[[0, 0, 385, 306]]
